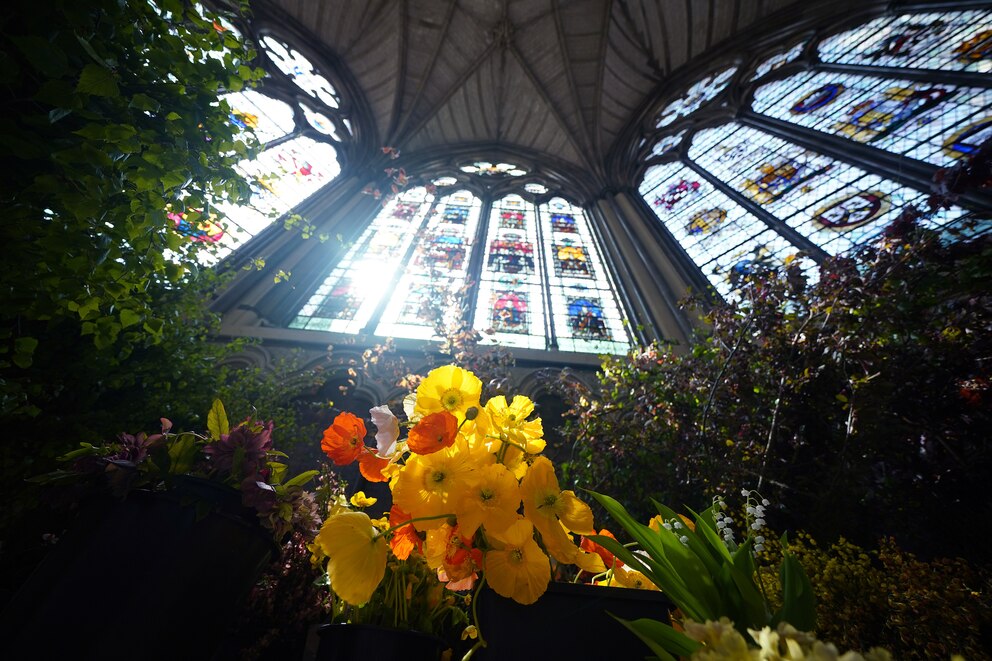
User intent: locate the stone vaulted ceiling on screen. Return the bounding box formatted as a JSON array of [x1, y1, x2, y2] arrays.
[[256, 0, 865, 184]]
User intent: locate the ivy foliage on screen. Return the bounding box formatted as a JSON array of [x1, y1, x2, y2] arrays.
[[0, 0, 263, 368]]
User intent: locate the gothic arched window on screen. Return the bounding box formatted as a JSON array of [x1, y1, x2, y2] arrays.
[[638, 7, 991, 299], [181, 33, 350, 261], [292, 182, 632, 355]]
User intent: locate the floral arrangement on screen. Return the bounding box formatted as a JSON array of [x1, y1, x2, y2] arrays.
[[310, 365, 607, 654], [37, 399, 319, 540], [310, 487, 471, 647]]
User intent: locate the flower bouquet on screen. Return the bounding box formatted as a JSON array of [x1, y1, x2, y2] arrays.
[[311, 365, 609, 657]]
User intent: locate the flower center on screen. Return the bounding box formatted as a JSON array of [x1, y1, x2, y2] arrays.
[[480, 488, 495, 502], [441, 388, 463, 410], [541, 494, 558, 509], [510, 549, 523, 563], [431, 470, 447, 484]]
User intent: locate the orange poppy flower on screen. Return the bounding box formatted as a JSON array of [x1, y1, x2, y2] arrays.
[[387, 506, 422, 561], [580, 529, 624, 569], [407, 410, 458, 455], [321, 412, 367, 465], [358, 448, 390, 482]]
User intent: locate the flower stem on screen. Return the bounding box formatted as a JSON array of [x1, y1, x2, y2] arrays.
[[462, 575, 489, 661], [377, 513, 455, 538]]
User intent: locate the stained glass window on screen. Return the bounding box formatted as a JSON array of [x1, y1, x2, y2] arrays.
[[374, 191, 483, 340], [223, 90, 296, 143], [655, 66, 738, 128], [818, 9, 992, 73], [524, 183, 548, 194], [211, 136, 340, 258], [432, 176, 458, 187], [651, 130, 686, 158], [637, 162, 812, 298], [538, 198, 631, 354], [459, 162, 527, 176], [259, 35, 341, 108], [472, 195, 547, 349], [290, 187, 435, 333], [301, 104, 343, 140], [750, 41, 806, 81], [687, 122, 968, 256], [752, 70, 992, 166]]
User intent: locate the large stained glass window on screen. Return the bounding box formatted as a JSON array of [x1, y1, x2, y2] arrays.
[[538, 198, 631, 354], [374, 191, 484, 341], [751, 70, 992, 166], [688, 122, 967, 255], [638, 162, 810, 298], [636, 7, 990, 302], [290, 187, 434, 333], [175, 33, 348, 264], [473, 195, 547, 349], [818, 9, 992, 73]]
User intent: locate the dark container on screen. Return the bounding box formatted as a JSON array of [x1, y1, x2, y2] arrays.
[[314, 623, 447, 661], [475, 581, 673, 660], [0, 477, 275, 660]]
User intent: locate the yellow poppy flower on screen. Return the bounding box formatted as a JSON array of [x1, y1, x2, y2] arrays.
[[484, 519, 551, 605], [415, 365, 482, 422], [391, 439, 482, 528], [455, 462, 521, 538], [613, 563, 660, 591], [315, 512, 387, 605], [520, 456, 599, 567], [485, 394, 545, 450]]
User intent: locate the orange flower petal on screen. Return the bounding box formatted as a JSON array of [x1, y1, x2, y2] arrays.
[[358, 448, 390, 482], [407, 410, 459, 455], [321, 412, 367, 465], [387, 506, 422, 561]]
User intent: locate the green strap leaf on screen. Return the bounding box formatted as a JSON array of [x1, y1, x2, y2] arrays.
[[609, 614, 702, 660]]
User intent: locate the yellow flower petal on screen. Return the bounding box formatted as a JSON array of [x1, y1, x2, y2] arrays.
[[455, 463, 521, 538], [315, 512, 387, 605], [349, 491, 378, 508], [415, 365, 482, 422], [485, 519, 551, 605]]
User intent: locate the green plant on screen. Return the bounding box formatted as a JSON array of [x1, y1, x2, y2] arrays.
[[757, 534, 992, 660], [35, 399, 319, 540], [587, 491, 815, 661]]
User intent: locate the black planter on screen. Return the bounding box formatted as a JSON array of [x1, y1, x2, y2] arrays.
[[1, 477, 275, 660], [475, 581, 673, 660], [313, 623, 447, 661]]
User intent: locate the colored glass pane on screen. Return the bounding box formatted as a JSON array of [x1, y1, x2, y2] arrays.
[[222, 90, 296, 143], [655, 66, 738, 128], [818, 9, 992, 73], [259, 35, 340, 108], [538, 198, 631, 354], [651, 130, 686, 158], [290, 187, 435, 333], [749, 41, 806, 81], [637, 161, 810, 298], [524, 183, 548, 194], [459, 162, 527, 176], [209, 136, 340, 260], [752, 70, 992, 166], [375, 191, 483, 340], [473, 195, 547, 349], [687, 122, 968, 256], [432, 176, 458, 186], [301, 104, 342, 140]]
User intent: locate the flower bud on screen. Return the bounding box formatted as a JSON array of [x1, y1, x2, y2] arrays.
[[465, 406, 479, 421]]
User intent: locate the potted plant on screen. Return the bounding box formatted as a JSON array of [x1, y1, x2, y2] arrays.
[[3, 400, 319, 659], [309, 365, 671, 660]]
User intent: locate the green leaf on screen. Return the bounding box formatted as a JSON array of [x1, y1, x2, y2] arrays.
[[772, 534, 817, 631], [207, 399, 229, 440], [129, 93, 161, 112], [48, 108, 72, 124], [610, 615, 701, 660], [75, 34, 110, 69], [119, 309, 141, 328], [167, 433, 199, 475], [12, 336, 39, 368], [283, 469, 319, 489], [76, 63, 119, 97]]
